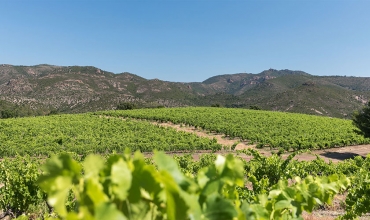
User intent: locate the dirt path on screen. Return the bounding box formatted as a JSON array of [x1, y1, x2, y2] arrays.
[[153, 121, 370, 162]]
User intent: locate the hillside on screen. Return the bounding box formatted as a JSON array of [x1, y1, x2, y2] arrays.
[[0, 64, 369, 118], [0, 64, 198, 114]]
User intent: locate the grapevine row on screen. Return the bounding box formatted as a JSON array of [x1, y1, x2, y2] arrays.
[[0, 114, 221, 157], [1, 151, 369, 219], [96, 107, 370, 151]]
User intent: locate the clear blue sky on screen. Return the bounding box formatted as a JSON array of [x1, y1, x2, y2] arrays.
[[1, 0, 369, 82]]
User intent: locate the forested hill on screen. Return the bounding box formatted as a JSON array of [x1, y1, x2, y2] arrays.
[[0, 64, 369, 118]]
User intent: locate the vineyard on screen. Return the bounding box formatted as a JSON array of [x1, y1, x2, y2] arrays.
[[0, 114, 221, 157], [97, 107, 370, 151], [0, 150, 369, 219], [0, 107, 369, 219]]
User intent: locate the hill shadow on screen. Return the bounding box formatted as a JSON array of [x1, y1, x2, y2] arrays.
[[320, 152, 366, 161]]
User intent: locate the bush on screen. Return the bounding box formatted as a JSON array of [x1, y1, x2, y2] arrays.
[[116, 102, 136, 110], [249, 105, 262, 110], [0, 109, 17, 118], [353, 101, 370, 138]]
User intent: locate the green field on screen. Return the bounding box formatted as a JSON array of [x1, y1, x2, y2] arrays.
[[1, 107, 369, 157], [0, 114, 221, 157], [1, 108, 370, 219], [97, 107, 370, 151]]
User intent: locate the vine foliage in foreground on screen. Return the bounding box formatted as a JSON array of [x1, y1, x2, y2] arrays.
[[340, 167, 370, 219], [38, 150, 350, 220], [0, 156, 45, 217]]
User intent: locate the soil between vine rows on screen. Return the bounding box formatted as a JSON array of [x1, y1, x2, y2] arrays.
[[150, 121, 370, 219], [151, 121, 370, 163]]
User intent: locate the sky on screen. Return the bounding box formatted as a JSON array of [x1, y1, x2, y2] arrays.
[[1, 0, 369, 82]]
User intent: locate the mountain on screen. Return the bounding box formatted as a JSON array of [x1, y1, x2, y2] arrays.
[[0, 64, 369, 118]]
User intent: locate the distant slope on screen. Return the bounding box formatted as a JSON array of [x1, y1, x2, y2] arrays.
[[0, 64, 197, 113], [238, 74, 369, 117], [320, 76, 370, 91], [0, 64, 369, 118]]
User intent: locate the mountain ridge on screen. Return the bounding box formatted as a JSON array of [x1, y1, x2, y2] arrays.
[[0, 64, 369, 118]]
